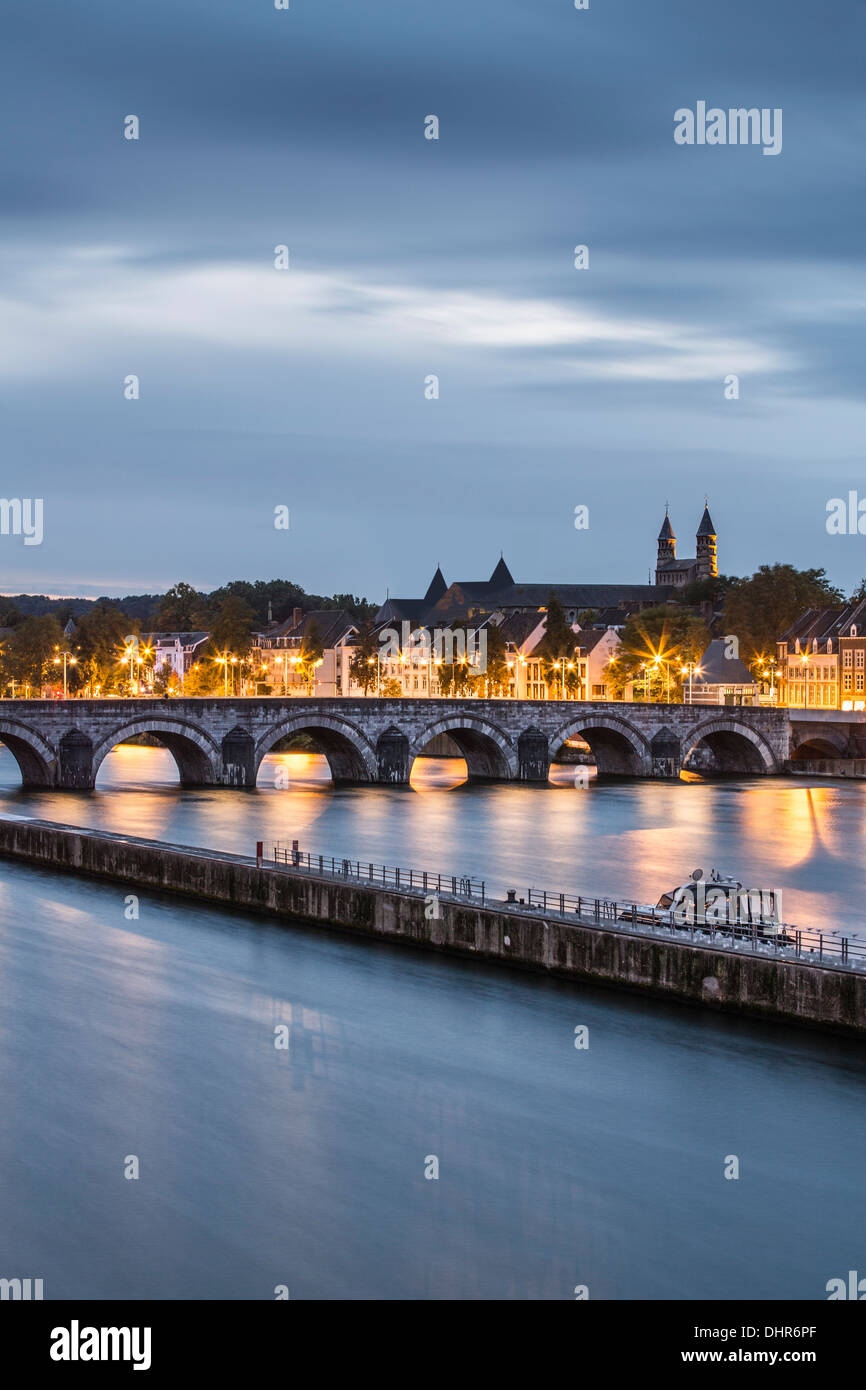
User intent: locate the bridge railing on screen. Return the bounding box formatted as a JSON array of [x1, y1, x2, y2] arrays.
[[270, 841, 486, 903]]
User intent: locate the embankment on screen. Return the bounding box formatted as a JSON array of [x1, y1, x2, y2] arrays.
[[0, 816, 863, 1036]]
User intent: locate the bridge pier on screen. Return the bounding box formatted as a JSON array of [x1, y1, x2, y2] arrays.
[[57, 730, 96, 789], [518, 728, 549, 783], [650, 728, 682, 780], [221, 728, 257, 787], [377, 727, 411, 784]]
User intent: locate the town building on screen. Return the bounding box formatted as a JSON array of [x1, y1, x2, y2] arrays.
[[685, 639, 760, 706], [777, 598, 866, 710], [147, 632, 210, 684], [253, 609, 359, 697]]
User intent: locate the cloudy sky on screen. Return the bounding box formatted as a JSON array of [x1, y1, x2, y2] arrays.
[[2, 0, 865, 600]]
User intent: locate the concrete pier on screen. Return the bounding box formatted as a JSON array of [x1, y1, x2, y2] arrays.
[[0, 816, 863, 1036]]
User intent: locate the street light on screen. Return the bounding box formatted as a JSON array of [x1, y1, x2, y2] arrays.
[[53, 647, 78, 698], [680, 661, 702, 704], [215, 653, 232, 697]]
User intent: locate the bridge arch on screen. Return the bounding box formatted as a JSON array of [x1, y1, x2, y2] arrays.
[[91, 718, 221, 786], [681, 716, 777, 775], [789, 727, 849, 760], [255, 714, 378, 783], [411, 715, 517, 780], [549, 713, 651, 777], [0, 718, 57, 786]]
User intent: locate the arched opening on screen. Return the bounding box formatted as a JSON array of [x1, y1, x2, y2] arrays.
[[548, 736, 596, 787], [410, 732, 468, 790], [255, 720, 375, 787], [549, 720, 647, 778], [410, 719, 514, 784], [681, 727, 771, 777], [790, 737, 845, 762], [92, 722, 220, 788], [0, 724, 55, 788]]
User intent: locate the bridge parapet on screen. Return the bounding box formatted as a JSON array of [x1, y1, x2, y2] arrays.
[[0, 696, 836, 788]]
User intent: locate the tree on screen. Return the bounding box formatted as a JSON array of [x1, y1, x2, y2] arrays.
[[606, 605, 710, 701], [73, 605, 136, 694], [295, 620, 324, 694], [155, 582, 209, 631], [348, 620, 380, 694], [1, 615, 65, 691], [204, 595, 255, 661], [381, 677, 403, 698], [151, 665, 181, 697], [722, 564, 844, 665], [674, 574, 736, 607], [481, 623, 510, 696], [537, 592, 582, 695], [183, 662, 220, 696]]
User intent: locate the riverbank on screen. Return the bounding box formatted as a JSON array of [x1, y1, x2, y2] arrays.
[[0, 815, 862, 1037]]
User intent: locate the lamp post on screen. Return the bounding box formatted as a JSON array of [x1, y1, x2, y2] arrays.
[[215, 653, 231, 697], [53, 648, 77, 698], [680, 661, 703, 704]]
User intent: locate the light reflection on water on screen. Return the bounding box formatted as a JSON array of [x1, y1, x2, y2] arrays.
[[0, 745, 862, 932], [0, 745, 865, 1298]]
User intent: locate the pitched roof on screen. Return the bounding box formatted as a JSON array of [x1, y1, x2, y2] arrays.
[[656, 558, 696, 573], [268, 609, 358, 648], [697, 505, 716, 537], [658, 513, 675, 540], [496, 611, 545, 648], [423, 567, 448, 605], [488, 556, 515, 589], [695, 638, 755, 685]]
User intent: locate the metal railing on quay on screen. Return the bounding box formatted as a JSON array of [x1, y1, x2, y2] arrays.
[[263, 842, 866, 972], [269, 841, 486, 903], [518, 885, 866, 971]]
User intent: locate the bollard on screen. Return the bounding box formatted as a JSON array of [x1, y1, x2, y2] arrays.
[[506, 889, 517, 904], [256, 840, 263, 869]]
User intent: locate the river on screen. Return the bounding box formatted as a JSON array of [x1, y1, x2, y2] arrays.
[[0, 747, 864, 1298]]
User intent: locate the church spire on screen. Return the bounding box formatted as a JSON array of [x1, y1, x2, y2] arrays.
[[657, 506, 676, 568], [695, 500, 718, 577]]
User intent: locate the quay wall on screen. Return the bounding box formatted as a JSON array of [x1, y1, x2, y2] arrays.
[[0, 817, 863, 1037]]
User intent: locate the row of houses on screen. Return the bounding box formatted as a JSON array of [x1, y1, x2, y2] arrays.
[[777, 598, 866, 711], [246, 556, 756, 705]]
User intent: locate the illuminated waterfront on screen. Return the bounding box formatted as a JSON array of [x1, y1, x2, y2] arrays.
[[0, 746, 864, 1299]]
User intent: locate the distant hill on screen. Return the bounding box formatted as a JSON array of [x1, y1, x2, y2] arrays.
[[0, 593, 162, 622], [0, 582, 375, 627]]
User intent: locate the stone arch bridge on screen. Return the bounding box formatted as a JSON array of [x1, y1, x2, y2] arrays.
[[0, 696, 851, 790]]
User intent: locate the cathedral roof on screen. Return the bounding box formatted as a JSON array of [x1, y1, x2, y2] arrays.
[[488, 556, 515, 589], [697, 505, 716, 537], [658, 513, 675, 541], [423, 566, 448, 605]]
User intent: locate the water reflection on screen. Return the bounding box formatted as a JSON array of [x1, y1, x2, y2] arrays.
[[0, 746, 863, 931]]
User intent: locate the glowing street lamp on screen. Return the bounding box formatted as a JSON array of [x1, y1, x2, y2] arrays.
[[53, 647, 77, 699]]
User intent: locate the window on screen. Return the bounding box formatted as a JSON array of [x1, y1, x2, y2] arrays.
[[844, 651, 853, 668], [844, 674, 853, 692], [857, 650, 865, 669]]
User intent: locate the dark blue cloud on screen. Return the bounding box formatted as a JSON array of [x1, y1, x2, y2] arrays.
[[1, 0, 864, 597]]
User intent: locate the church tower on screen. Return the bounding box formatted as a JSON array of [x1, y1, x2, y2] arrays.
[[657, 509, 676, 570], [696, 503, 718, 578]]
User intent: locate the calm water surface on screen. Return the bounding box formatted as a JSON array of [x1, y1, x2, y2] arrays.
[[0, 747, 864, 1299]]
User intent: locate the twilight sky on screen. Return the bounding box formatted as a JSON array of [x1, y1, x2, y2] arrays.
[[2, 0, 866, 601]]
